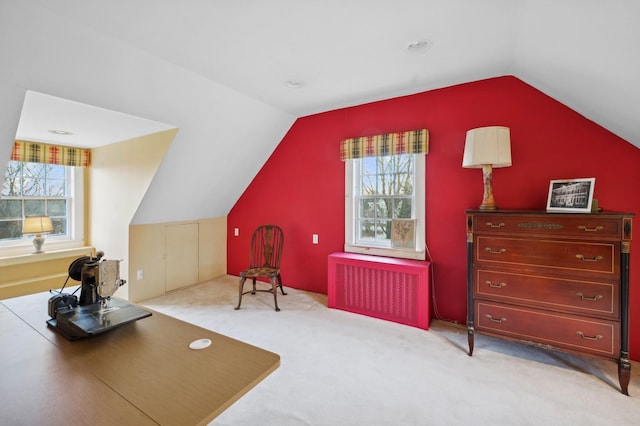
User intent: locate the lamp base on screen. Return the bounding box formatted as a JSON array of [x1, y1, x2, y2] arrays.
[[478, 164, 498, 211], [478, 203, 498, 211], [32, 235, 45, 254]]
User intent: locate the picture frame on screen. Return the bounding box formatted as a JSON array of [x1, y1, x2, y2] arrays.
[[546, 177, 595, 213], [391, 219, 416, 249]]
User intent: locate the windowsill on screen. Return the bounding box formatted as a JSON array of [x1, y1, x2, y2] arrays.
[[344, 243, 426, 261], [0, 246, 95, 267]]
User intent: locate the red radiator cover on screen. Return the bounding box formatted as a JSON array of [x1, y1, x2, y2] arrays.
[[327, 252, 431, 330]]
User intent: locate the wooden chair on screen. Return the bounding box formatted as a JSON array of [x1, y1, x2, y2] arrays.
[[235, 225, 286, 311]]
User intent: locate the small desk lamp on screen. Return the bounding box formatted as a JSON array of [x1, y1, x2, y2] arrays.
[[22, 216, 54, 254], [462, 126, 512, 210]]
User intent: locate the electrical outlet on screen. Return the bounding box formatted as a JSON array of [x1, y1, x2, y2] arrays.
[[234, 228, 239, 236], [136, 269, 144, 280], [312, 234, 318, 244]]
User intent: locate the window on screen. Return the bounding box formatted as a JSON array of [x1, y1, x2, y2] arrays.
[[0, 160, 84, 253], [345, 154, 425, 260]]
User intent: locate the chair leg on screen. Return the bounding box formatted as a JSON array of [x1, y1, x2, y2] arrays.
[[235, 277, 247, 310], [277, 273, 287, 295], [251, 278, 257, 294], [270, 277, 280, 312]]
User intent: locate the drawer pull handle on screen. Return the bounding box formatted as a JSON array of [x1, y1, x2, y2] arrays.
[[576, 331, 603, 341], [485, 314, 507, 323], [576, 292, 603, 301], [485, 280, 507, 289], [485, 247, 507, 254], [575, 254, 603, 262], [578, 225, 604, 232], [486, 222, 505, 228]]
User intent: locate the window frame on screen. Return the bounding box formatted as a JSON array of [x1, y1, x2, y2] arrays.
[[0, 162, 85, 256], [345, 154, 426, 260]]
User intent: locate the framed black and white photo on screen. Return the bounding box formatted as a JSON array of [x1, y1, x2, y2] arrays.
[[546, 177, 595, 213]]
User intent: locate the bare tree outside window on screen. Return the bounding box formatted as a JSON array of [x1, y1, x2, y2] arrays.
[[0, 161, 68, 240], [357, 154, 414, 244]]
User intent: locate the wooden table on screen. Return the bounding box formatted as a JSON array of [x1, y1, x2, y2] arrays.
[[0, 291, 280, 425]]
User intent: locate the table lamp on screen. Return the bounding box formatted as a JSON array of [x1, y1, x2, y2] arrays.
[[462, 126, 512, 210], [22, 216, 54, 253]]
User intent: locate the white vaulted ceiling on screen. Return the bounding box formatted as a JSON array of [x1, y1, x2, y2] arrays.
[[1, 0, 638, 223], [22, 0, 639, 143]]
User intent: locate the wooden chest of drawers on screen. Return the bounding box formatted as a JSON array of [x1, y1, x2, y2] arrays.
[[466, 210, 633, 394]]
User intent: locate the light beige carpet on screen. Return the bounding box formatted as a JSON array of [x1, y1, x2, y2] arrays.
[[141, 275, 640, 426]]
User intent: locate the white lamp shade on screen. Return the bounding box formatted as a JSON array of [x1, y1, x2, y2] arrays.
[[22, 216, 54, 235], [462, 126, 512, 168]]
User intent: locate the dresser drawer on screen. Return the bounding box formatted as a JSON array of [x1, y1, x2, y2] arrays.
[[474, 268, 618, 319], [475, 301, 620, 357], [472, 214, 623, 240], [475, 236, 617, 275]]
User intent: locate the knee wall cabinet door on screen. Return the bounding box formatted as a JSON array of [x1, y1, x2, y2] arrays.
[[465, 210, 633, 395], [166, 223, 199, 292]]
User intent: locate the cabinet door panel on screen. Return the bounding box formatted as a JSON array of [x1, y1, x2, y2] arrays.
[[166, 223, 199, 292]]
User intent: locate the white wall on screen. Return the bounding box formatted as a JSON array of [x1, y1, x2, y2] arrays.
[[89, 130, 175, 298], [0, 2, 295, 225]]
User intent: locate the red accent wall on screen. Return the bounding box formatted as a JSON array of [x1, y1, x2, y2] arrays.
[[228, 75, 640, 360]]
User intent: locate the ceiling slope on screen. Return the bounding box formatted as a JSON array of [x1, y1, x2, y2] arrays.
[[0, 2, 295, 224], [513, 0, 640, 146], [26, 0, 639, 147], [1, 1, 638, 224]]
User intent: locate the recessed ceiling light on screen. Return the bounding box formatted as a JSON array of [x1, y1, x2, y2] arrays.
[[407, 40, 432, 51], [285, 80, 305, 89], [48, 129, 73, 135]]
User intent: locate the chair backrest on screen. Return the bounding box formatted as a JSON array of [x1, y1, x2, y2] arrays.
[[248, 225, 284, 270]]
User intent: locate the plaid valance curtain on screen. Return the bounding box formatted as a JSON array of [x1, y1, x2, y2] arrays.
[[340, 129, 428, 161], [11, 140, 91, 167]]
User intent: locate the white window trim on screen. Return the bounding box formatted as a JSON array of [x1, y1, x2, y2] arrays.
[[345, 155, 426, 260], [0, 166, 85, 257]]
